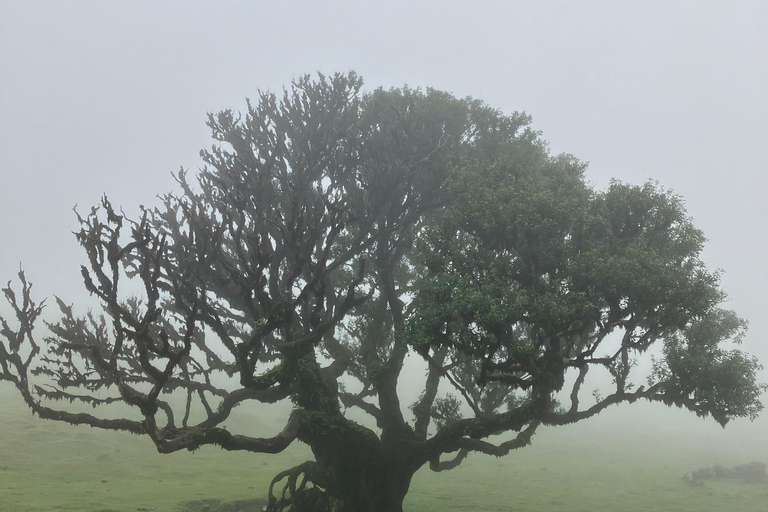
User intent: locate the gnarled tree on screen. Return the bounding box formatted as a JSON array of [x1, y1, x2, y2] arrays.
[[1, 72, 764, 512]]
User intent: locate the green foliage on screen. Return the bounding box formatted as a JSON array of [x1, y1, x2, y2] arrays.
[[430, 394, 463, 428], [407, 152, 596, 358], [406, 132, 763, 424], [650, 310, 767, 426]]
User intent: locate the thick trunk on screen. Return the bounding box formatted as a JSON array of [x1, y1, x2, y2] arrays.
[[267, 422, 416, 512], [270, 355, 418, 512], [305, 421, 415, 512]]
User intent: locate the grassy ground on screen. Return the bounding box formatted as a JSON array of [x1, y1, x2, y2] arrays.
[[2, 389, 767, 512]]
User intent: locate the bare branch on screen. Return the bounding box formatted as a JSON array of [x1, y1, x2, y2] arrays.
[[150, 409, 301, 454]]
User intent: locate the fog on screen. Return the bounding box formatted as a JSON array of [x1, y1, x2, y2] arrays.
[[1, 1, 767, 509]]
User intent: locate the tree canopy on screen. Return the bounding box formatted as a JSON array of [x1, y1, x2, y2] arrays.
[[1, 72, 764, 512]]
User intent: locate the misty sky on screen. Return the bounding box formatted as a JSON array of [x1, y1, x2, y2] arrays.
[[1, 1, 767, 444]]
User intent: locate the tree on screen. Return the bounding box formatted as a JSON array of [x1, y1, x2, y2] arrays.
[[1, 72, 764, 512]]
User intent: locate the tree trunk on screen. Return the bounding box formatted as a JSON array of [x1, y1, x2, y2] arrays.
[[270, 356, 419, 512], [300, 420, 416, 512]]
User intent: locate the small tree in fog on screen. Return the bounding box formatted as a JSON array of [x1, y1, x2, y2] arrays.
[[1, 73, 764, 512]]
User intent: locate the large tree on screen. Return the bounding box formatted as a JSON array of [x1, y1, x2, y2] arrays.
[[1, 72, 764, 512]]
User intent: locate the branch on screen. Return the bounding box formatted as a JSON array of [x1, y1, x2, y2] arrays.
[[17, 383, 146, 434], [339, 392, 383, 425], [453, 420, 539, 456], [423, 401, 543, 464], [421, 349, 483, 418], [429, 449, 468, 472], [413, 346, 448, 438], [428, 421, 540, 471], [568, 364, 589, 414], [197, 384, 293, 429], [543, 384, 663, 426], [149, 409, 301, 454]]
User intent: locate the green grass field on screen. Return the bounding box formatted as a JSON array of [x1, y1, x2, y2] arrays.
[[2, 388, 767, 512]]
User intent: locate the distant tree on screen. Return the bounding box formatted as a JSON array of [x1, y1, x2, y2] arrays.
[[1, 72, 764, 512]]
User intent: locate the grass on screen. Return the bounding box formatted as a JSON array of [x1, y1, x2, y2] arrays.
[[406, 436, 768, 512], [2, 387, 767, 512]]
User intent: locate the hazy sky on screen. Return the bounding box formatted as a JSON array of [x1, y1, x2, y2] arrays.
[[1, 1, 767, 442]]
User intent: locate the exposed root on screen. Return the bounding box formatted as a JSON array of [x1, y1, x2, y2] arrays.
[[267, 461, 328, 512]]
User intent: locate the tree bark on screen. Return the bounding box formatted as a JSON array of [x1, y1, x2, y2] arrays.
[[270, 354, 419, 512], [308, 423, 415, 512], [266, 417, 418, 512]]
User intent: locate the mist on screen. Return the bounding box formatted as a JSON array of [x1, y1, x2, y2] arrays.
[[1, 2, 767, 511]]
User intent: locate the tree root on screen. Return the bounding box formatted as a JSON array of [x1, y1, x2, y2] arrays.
[[267, 461, 329, 512]]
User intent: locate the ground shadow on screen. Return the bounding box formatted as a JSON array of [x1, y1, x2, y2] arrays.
[[176, 497, 267, 512]]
